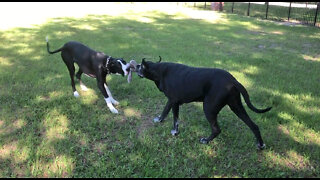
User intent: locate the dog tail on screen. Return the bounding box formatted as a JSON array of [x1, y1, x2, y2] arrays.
[[46, 36, 62, 54], [233, 80, 272, 113]]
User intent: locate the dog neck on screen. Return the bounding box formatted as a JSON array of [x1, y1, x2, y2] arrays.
[[105, 56, 111, 74]]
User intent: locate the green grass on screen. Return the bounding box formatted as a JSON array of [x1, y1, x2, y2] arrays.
[[1, 3, 320, 178]]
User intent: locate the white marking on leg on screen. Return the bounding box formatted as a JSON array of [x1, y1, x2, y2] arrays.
[[153, 116, 161, 123], [171, 129, 178, 136], [105, 97, 118, 114], [73, 91, 80, 97], [104, 84, 119, 105]]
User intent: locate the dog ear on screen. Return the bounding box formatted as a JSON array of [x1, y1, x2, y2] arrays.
[[141, 58, 148, 68]]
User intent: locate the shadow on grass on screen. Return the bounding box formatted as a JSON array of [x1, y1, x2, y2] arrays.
[[0, 9, 319, 177]]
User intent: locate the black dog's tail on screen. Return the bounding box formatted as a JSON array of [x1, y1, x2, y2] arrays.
[[46, 36, 62, 54], [233, 80, 272, 113]]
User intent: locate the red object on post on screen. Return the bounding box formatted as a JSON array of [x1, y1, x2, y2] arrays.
[[211, 2, 224, 11]]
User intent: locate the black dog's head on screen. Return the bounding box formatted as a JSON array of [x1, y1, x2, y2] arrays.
[[106, 56, 131, 77], [136, 56, 162, 81]]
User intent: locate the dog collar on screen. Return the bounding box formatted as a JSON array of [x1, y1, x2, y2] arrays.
[[105, 56, 111, 74]]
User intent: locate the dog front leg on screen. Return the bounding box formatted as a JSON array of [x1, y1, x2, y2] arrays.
[[104, 83, 119, 105], [97, 79, 118, 114], [154, 100, 172, 123]]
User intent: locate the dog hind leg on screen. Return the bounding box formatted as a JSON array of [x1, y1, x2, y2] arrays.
[[61, 52, 79, 97], [200, 94, 226, 144], [227, 93, 266, 150], [200, 109, 221, 144], [76, 69, 88, 91]]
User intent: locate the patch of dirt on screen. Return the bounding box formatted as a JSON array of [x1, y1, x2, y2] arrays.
[[246, 30, 267, 36], [137, 115, 154, 138], [271, 31, 284, 35], [303, 54, 320, 62], [275, 21, 302, 27]]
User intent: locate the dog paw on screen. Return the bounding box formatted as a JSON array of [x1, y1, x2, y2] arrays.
[[73, 91, 80, 98], [257, 143, 266, 150], [171, 129, 179, 136], [153, 116, 162, 123], [109, 108, 119, 114], [200, 138, 209, 144]]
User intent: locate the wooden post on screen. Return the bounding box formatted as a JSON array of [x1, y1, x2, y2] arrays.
[[265, 2, 269, 19], [314, 2, 319, 26], [232, 2, 234, 13], [288, 2, 292, 21], [204, 2, 207, 9], [247, 2, 251, 16]]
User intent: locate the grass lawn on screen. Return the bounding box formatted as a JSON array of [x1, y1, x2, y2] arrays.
[[0, 2, 320, 178]]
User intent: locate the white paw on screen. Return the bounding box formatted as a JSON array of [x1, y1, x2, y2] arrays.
[[105, 97, 119, 114], [109, 107, 119, 114], [80, 84, 89, 91], [171, 129, 179, 136], [73, 91, 80, 97], [153, 116, 161, 123]]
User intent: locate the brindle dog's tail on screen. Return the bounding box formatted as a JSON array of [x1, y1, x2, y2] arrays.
[[233, 80, 272, 113], [46, 36, 63, 54]]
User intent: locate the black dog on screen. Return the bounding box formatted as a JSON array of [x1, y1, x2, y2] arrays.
[[135, 57, 271, 150], [46, 37, 134, 114]]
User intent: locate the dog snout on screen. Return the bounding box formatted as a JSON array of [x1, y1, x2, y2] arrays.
[[136, 65, 144, 78]]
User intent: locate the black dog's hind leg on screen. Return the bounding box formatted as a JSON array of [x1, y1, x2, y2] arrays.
[[76, 69, 88, 91], [154, 100, 172, 122], [61, 51, 78, 97], [200, 112, 222, 144], [228, 92, 266, 150], [200, 95, 225, 144], [171, 103, 179, 136]]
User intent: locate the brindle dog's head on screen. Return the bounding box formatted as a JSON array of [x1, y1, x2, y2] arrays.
[[105, 56, 140, 83], [106, 56, 129, 76]]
